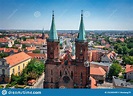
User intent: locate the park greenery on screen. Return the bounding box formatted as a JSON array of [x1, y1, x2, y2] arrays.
[[108, 63, 122, 79], [0, 52, 8, 58], [111, 38, 133, 65], [32, 49, 41, 53], [6, 59, 45, 88]]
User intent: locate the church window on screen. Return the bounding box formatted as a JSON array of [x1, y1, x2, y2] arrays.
[[80, 48, 82, 53], [80, 72, 83, 81], [65, 71, 67, 75], [71, 71, 73, 78], [51, 78, 53, 83], [60, 71, 62, 77], [51, 70, 53, 75]]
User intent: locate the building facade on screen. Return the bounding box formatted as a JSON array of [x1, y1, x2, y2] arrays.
[[0, 52, 31, 83], [126, 65, 133, 80], [44, 11, 91, 88]]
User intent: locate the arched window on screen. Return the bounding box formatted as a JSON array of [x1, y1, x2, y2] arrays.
[[51, 70, 53, 75], [65, 71, 67, 75], [80, 72, 83, 81], [51, 78, 53, 83], [60, 71, 62, 77]]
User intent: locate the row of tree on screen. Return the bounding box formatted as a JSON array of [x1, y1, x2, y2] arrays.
[[10, 59, 45, 85], [0, 52, 8, 58]]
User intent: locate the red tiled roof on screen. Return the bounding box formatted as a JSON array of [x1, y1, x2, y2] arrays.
[[27, 53, 46, 59], [0, 38, 8, 43], [0, 48, 5, 51], [5, 52, 31, 66], [21, 39, 46, 45], [26, 47, 36, 51], [90, 76, 97, 88], [126, 64, 133, 73], [5, 48, 18, 53], [90, 67, 106, 76], [0, 48, 18, 53]]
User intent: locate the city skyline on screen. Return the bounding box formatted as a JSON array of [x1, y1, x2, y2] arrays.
[[0, 0, 133, 30]]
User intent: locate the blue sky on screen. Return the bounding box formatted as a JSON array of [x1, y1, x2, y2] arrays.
[[0, 0, 133, 30]]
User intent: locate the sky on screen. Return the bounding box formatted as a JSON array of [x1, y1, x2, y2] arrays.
[[0, 0, 133, 30]]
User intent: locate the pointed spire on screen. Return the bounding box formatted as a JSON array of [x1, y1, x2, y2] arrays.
[[42, 27, 44, 33], [49, 10, 58, 41], [77, 10, 86, 41]]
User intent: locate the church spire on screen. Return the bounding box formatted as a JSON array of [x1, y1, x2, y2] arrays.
[[77, 10, 86, 41], [42, 27, 44, 33], [49, 10, 58, 41]]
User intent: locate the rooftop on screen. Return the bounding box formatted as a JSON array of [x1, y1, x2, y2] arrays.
[[90, 61, 112, 67], [90, 67, 106, 76], [5, 52, 31, 66], [90, 76, 97, 88], [126, 64, 133, 73]]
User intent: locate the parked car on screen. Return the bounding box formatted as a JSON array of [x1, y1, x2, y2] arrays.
[[27, 79, 36, 86]]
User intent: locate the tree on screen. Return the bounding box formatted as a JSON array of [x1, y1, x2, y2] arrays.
[[10, 74, 21, 84], [22, 44, 26, 49], [129, 48, 133, 56], [108, 63, 122, 78], [27, 71, 38, 80], [0, 52, 8, 58], [122, 46, 129, 55], [9, 59, 45, 85], [113, 60, 119, 63], [114, 43, 120, 50], [22, 36, 26, 41], [32, 49, 40, 53], [14, 40, 20, 44], [127, 42, 133, 49], [122, 56, 133, 65], [117, 47, 123, 54]]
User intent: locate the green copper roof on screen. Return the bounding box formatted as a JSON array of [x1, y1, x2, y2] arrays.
[[77, 10, 86, 41], [49, 11, 58, 41]]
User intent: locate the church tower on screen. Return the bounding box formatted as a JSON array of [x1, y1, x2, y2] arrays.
[[44, 11, 60, 88], [74, 10, 90, 88]]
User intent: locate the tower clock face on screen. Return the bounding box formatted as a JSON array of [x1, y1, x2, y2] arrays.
[[63, 76, 70, 83], [84, 61, 90, 67]]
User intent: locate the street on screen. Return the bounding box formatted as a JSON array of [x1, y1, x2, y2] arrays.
[[31, 73, 44, 88]]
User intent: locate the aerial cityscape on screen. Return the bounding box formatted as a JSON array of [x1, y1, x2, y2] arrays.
[[0, 0, 133, 89]]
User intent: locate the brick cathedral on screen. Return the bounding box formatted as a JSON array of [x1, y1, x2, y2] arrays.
[[43, 11, 91, 88]]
